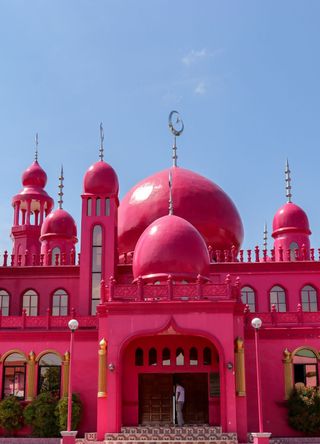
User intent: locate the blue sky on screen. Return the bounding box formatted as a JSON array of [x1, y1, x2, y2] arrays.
[[1, 1, 320, 253]]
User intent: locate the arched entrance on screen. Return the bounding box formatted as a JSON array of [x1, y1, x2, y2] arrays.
[[122, 334, 220, 426]]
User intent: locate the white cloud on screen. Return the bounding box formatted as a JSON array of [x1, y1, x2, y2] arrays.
[[194, 81, 206, 95], [182, 48, 208, 66]]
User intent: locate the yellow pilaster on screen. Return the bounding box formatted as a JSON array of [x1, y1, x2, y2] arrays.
[[98, 338, 107, 398], [62, 351, 70, 398], [235, 337, 246, 396], [26, 351, 36, 401], [283, 348, 293, 400]]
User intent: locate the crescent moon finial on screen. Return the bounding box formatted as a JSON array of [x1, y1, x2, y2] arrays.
[[168, 111, 184, 167]]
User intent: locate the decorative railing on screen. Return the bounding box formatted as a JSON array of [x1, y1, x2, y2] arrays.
[[244, 304, 320, 327], [0, 250, 80, 267], [0, 310, 97, 330], [120, 245, 320, 265], [101, 274, 241, 303]]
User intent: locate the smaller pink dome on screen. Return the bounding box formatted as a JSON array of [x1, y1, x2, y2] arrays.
[[272, 202, 311, 237], [83, 160, 119, 196], [40, 209, 77, 240], [22, 161, 47, 188], [133, 214, 210, 282]]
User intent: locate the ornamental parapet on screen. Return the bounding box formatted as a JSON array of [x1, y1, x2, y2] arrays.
[[244, 309, 320, 327], [0, 313, 97, 330], [0, 250, 80, 267], [120, 244, 320, 264], [102, 274, 241, 303]]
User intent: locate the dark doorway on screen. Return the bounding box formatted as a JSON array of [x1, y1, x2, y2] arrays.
[[139, 373, 209, 425], [174, 373, 208, 424]]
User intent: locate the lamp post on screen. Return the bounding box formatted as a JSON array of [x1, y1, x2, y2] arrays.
[[61, 319, 79, 444], [251, 317, 271, 444], [67, 318, 79, 432]]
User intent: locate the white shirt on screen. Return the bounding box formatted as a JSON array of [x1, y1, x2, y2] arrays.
[[176, 384, 185, 402]]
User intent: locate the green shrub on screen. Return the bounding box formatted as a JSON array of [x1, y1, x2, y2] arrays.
[[23, 392, 59, 437], [288, 386, 320, 434], [0, 396, 23, 435], [55, 394, 82, 431]]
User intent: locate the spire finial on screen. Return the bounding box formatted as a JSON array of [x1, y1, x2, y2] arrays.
[[168, 111, 184, 167], [99, 122, 104, 161], [263, 222, 268, 250], [58, 165, 64, 209], [168, 170, 174, 215], [285, 158, 292, 203], [35, 133, 39, 162]]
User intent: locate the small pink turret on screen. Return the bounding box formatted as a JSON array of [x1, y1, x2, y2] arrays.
[[79, 124, 119, 315], [272, 160, 311, 261], [40, 167, 77, 265], [11, 137, 54, 265]]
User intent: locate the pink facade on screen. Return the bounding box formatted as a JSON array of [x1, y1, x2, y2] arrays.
[[0, 141, 320, 442]]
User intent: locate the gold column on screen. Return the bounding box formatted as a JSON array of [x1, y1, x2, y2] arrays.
[[62, 351, 70, 398], [283, 348, 293, 400], [235, 337, 246, 396], [98, 338, 107, 398], [26, 351, 36, 401]]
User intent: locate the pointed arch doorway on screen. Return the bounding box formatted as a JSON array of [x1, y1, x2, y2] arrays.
[[123, 335, 220, 426]]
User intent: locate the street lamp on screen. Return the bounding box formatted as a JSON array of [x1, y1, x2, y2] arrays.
[[67, 319, 79, 432], [251, 317, 263, 433]]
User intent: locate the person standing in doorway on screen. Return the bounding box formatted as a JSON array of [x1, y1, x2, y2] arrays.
[[175, 382, 185, 426]]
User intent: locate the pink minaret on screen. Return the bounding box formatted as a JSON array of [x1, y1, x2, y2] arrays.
[[272, 160, 311, 261], [79, 124, 119, 315], [11, 136, 54, 265]]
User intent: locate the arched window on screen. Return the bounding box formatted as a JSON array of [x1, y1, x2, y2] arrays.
[[96, 198, 101, 216], [293, 348, 318, 387], [270, 285, 286, 312], [148, 348, 157, 366], [176, 348, 184, 366], [241, 286, 256, 312], [105, 198, 110, 216], [301, 285, 318, 312], [189, 347, 198, 366], [87, 198, 92, 216], [3, 352, 26, 399], [135, 348, 144, 366], [52, 247, 61, 265], [22, 290, 38, 316], [289, 242, 299, 261], [91, 225, 102, 315], [203, 347, 212, 365], [52, 289, 68, 316], [0, 290, 10, 316], [38, 353, 62, 396], [162, 348, 171, 366]]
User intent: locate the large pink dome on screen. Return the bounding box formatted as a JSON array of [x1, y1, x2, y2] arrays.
[[272, 202, 311, 237], [83, 160, 119, 196], [133, 214, 210, 282], [40, 209, 77, 240], [22, 161, 47, 188], [119, 167, 244, 254]]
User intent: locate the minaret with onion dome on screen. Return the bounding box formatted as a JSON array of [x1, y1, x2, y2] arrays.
[[11, 135, 54, 265], [79, 123, 119, 315], [272, 159, 311, 261], [40, 166, 78, 265]]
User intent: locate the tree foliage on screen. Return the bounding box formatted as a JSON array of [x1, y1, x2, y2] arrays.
[[288, 386, 320, 435], [23, 392, 59, 437], [0, 396, 24, 435], [55, 394, 82, 431]]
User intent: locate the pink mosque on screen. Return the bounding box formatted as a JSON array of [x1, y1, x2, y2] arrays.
[[0, 113, 319, 444]]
